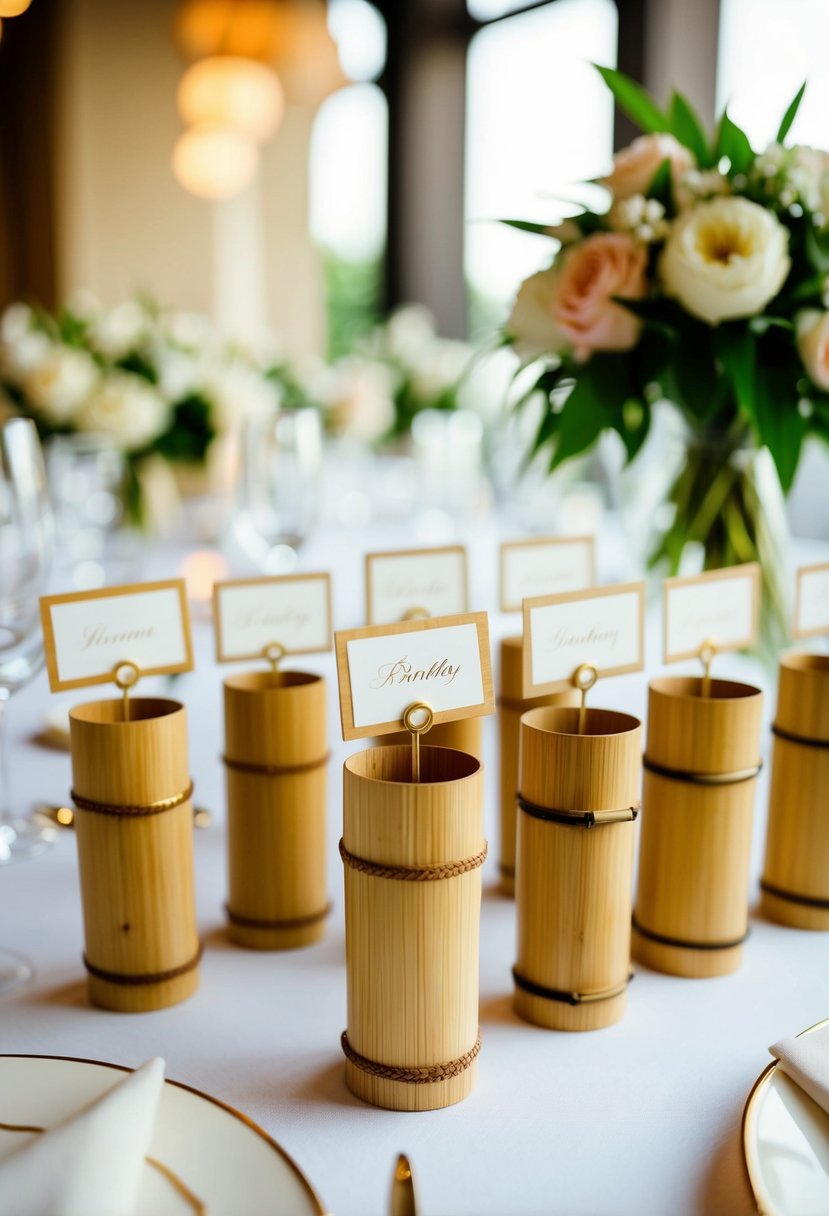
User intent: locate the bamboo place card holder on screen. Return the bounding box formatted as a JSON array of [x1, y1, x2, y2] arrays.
[[633, 565, 763, 978], [213, 573, 333, 950], [335, 612, 494, 1110], [497, 536, 595, 895], [761, 563, 829, 929], [514, 582, 644, 1031], [39, 581, 199, 1012]]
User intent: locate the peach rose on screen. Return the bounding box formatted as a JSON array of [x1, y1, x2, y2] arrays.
[[550, 233, 648, 361], [602, 133, 695, 201], [797, 310, 829, 390]]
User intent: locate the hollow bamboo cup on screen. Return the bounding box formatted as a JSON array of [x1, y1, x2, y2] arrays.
[[375, 716, 483, 760], [633, 675, 763, 978], [69, 697, 200, 1012], [514, 705, 640, 1031], [498, 635, 580, 895], [761, 653, 829, 929], [223, 669, 328, 949], [341, 744, 485, 1111]]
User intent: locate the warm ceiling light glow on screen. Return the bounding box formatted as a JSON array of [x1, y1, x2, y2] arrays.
[[174, 0, 283, 63], [178, 56, 284, 143], [0, 0, 32, 15], [172, 125, 259, 200]]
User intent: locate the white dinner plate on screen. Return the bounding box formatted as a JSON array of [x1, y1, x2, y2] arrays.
[[743, 1021, 829, 1216], [0, 1055, 326, 1216]]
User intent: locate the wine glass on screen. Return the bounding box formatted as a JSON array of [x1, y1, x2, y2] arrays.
[[233, 407, 323, 573]]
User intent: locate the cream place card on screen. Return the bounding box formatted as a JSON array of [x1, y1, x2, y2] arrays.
[[793, 562, 829, 640], [365, 545, 468, 625], [213, 573, 332, 663], [522, 582, 645, 697], [40, 580, 193, 693], [336, 612, 494, 740], [663, 564, 760, 663], [499, 535, 595, 612]]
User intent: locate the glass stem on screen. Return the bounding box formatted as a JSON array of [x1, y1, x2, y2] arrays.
[[0, 692, 11, 823]]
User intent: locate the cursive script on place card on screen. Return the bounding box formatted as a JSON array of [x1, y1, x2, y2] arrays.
[[522, 582, 645, 697], [335, 611, 494, 740], [213, 573, 332, 663], [365, 546, 468, 625], [40, 581, 193, 693], [499, 535, 595, 612], [793, 561, 829, 639], [663, 564, 760, 663]]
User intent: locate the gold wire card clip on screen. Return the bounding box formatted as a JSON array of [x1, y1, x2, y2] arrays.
[[403, 701, 434, 782], [572, 663, 598, 734], [401, 606, 431, 621], [262, 641, 286, 673], [699, 639, 716, 698], [113, 660, 141, 722]]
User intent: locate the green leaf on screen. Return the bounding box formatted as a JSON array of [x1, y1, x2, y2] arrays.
[[593, 64, 667, 135], [748, 316, 793, 335], [644, 158, 675, 214], [752, 364, 806, 491], [500, 219, 558, 236], [715, 110, 754, 176], [713, 326, 755, 416], [619, 397, 651, 462], [549, 354, 628, 470], [667, 91, 712, 167], [776, 82, 806, 144], [804, 222, 829, 274]]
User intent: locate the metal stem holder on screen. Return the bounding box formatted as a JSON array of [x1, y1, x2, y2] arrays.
[[263, 641, 286, 673], [114, 660, 140, 722], [573, 663, 598, 734], [403, 702, 434, 782], [699, 639, 716, 698], [401, 606, 431, 622]]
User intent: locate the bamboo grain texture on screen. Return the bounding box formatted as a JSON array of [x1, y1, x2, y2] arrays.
[[69, 697, 199, 1012]]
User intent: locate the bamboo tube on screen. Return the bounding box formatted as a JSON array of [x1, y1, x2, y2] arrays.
[[514, 706, 640, 1032], [69, 697, 199, 1013], [342, 744, 484, 1111], [761, 653, 829, 929], [498, 635, 580, 895], [633, 676, 763, 978], [224, 670, 328, 949], [374, 716, 483, 760]]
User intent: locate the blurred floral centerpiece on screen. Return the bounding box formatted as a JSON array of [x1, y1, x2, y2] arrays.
[[505, 67, 829, 651]]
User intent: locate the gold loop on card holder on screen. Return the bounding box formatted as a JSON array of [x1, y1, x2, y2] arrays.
[[339, 837, 487, 881], [72, 781, 194, 817], [221, 753, 330, 777], [340, 1029, 481, 1084], [517, 794, 639, 828], [83, 943, 203, 987], [512, 967, 633, 1007], [642, 756, 762, 786], [771, 724, 829, 750]]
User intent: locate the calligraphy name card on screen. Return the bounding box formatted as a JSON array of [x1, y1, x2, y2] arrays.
[[499, 535, 596, 612], [793, 562, 829, 640], [40, 580, 193, 692], [335, 611, 494, 740], [663, 563, 760, 663], [522, 582, 645, 697], [365, 545, 468, 625], [213, 573, 332, 663]]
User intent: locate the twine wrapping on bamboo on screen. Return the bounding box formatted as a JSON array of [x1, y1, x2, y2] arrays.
[[514, 705, 640, 1032], [223, 670, 328, 950], [341, 744, 484, 1111], [498, 635, 580, 895], [633, 676, 763, 978], [69, 697, 200, 1012], [761, 653, 829, 929]]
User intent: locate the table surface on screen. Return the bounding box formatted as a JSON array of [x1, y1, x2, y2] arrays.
[[1, 515, 827, 1216]]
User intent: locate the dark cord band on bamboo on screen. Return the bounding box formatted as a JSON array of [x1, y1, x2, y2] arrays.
[[339, 838, 487, 881], [72, 781, 195, 817], [760, 879, 829, 910], [222, 753, 330, 777], [512, 967, 632, 1007], [340, 1029, 482, 1084], [82, 943, 203, 987], [642, 756, 762, 786], [499, 862, 515, 879], [771, 724, 829, 750], [517, 794, 639, 829], [632, 915, 748, 952], [225, 901, 332, 930]]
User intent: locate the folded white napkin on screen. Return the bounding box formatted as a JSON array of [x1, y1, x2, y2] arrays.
[[770, 1025, 829, 1116], [0, 1057, 165, 1216]]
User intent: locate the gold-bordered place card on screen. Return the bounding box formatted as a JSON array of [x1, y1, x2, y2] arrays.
[[499, 535, 596, 613], [663, 563, 760, 664], [522, 582, 645, 697], [40, 580, 194, 693], [335, 611, 494, 741], [365, 545, 468, 625], [793, 561, 829, 640], [213, 573, 333, 664]]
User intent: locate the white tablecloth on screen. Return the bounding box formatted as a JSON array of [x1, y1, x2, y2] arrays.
[[1, 516, 827, 1216]]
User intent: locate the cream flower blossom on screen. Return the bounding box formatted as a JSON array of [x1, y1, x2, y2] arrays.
[[505, 267, 568, 362], [601, 133, 695, 201], [22, 347, 99, 424], [796, 309, 829, 390], [660, 197, 790, 324], [77, 372, 169, 450]]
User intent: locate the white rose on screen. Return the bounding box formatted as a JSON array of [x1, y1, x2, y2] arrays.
[[320, 358, 396, 443], [164, 310, 215, 352], [22, 347, 99, 423], [0, 329, 52, 383], [410, 339, 471, 402], [384, 304, 436, 365], [208, 362, 279, 431], [0, 302, 35, 344], [77, 371, 169, 450], [89, 300, 148, 359], [505, 267, 567, 362], [660, 197, 790, 325]]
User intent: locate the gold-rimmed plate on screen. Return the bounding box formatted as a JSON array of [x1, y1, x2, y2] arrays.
[[742, 1020, 829, 1216], [0, 1055, 326, 1216]]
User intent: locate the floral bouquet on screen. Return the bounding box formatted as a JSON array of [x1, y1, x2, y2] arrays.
[[505, 67, 829, 653]]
